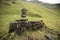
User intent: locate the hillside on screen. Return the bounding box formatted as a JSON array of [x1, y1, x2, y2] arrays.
[[25, 0, 60, 12], [0, 0, 60, 40]]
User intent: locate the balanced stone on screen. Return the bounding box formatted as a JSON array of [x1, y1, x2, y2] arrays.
[[21, 8, 28, 21]]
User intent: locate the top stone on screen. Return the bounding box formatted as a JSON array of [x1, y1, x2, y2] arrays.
[[21, 8, 27, 16]]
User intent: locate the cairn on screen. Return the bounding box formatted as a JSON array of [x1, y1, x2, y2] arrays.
[[9, 8, 45, 35]]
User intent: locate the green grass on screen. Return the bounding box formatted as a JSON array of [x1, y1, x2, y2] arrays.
[[0, 0, 60, 40]]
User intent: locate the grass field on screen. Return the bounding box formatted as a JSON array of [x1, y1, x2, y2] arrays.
[[0, 0, 60, 40]]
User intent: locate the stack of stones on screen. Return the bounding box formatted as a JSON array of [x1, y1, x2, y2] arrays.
[[9, 8, 45, 35], [21, 8, 28, 21]]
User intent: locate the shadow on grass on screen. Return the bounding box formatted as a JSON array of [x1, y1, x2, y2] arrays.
[[28, 12, 42, 18]]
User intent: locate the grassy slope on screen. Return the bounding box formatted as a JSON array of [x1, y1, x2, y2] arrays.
[[0, 0, 60, 40], [20, 1, 60, 31]]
